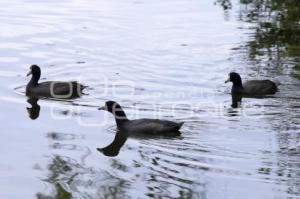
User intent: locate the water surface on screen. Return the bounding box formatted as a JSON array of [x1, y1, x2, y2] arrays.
[[0, 0, 300, 198]]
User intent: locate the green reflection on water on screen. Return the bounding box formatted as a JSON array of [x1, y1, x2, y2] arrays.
[[239, 0, 300, 70], [218, 0, 300, 75]]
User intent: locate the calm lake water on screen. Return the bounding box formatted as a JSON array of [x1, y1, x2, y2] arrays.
[[1, 0, 300, 198]]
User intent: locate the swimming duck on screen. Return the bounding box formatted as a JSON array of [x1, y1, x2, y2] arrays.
[[26, 65, 86, 99], [98, 101, 184, 135], [225, 72, 278, 96]]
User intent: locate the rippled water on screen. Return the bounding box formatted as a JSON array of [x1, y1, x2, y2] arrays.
[[1, 0, 300, 198]]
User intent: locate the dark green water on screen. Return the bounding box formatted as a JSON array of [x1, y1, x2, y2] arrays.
[[0, 0, 300, 198]]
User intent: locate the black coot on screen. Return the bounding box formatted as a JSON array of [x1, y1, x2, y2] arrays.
[[225, 72, 278, 96], [26, 65, 86, 99], [98, 101, 184, 136]]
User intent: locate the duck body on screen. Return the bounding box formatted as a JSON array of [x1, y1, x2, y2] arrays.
[[26, 80, 85, 98], [119, 119, 184, 136], [226, 72, 278, 96], [26, 65, 85, 99], [99, 101, 184, 136], [239, 80, 277, 95]]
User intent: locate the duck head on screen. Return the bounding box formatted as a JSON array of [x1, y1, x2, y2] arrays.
[[27, 65, 41, 77], [225, 72, 243, 87], [27, 65, 41, 85], [98, 101, 128, 123]]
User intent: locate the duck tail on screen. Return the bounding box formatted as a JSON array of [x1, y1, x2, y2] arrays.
[[178, 122, 184, 129], [80, 84, 88, 91], [273, 80, 280, 92], [274, 80, 281, 86]]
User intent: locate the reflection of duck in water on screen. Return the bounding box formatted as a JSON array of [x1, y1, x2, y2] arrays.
[[26, 65, 86, 99], [231, 94, 242, 108], [97, 132, 128, 157], [97, 130, 181, 157], [27, 97, 40, 120], [97, 101, 183, 157]]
